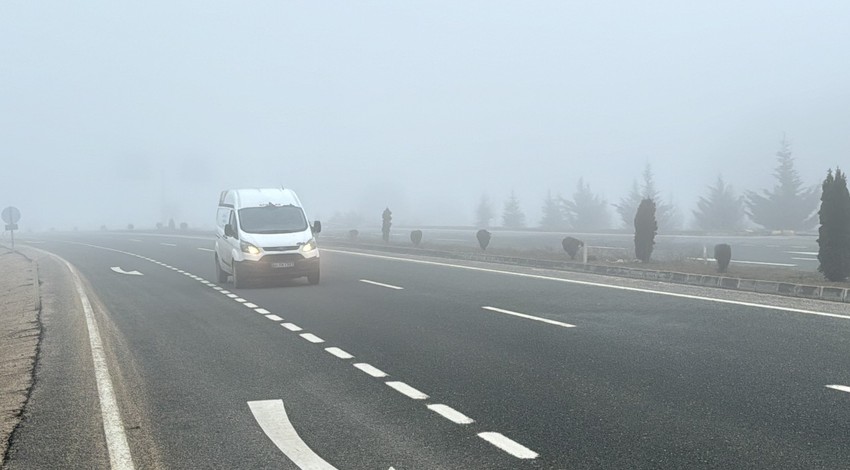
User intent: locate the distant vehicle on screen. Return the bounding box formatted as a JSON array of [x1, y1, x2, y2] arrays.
[[215, 188, 322, 287]]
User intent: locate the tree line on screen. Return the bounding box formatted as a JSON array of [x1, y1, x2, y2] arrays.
[[477, 137, 821, 233]]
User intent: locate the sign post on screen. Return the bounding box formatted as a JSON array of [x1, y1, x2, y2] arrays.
[[2, 206, 21, 250]]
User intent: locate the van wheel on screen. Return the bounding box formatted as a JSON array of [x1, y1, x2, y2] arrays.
[[232, 262, 247, 288], [307, 268, 320, 285], [215, 254, 228, 283]]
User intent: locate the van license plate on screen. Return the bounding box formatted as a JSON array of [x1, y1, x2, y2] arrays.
[[272, 262, 295, 268]]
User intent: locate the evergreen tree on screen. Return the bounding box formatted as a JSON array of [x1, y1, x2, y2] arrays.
[[381, 207, 392, 242], [564, 178, 610, 231], [817, 169, 850, 281], [745, 137, 819, 231], [502, 191, 526, 228], [475, 195, 494, 228], [692, 175, 745, 231], [634, 198, 657, 262], [539, 190, 569, 230], [615, 164, 679, 231]]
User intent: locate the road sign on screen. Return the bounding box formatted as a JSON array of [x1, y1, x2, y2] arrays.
[[2, 206, 21, 224], [5, 224, 18, 231]]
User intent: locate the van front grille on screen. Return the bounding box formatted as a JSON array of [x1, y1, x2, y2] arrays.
[[263, 246, 299, 252]]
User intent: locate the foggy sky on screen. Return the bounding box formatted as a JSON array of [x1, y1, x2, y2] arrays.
[[2, 1, 849, 231]]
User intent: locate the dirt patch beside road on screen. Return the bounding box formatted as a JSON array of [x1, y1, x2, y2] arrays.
[[0, 248, 40, 460]]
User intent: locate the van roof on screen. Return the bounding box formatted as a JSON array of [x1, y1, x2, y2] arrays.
[[219, 188, 302, 208]]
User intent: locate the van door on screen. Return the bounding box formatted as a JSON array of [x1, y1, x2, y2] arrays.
[[216, 208, 237, 270]]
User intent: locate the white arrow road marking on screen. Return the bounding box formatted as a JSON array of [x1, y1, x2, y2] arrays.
[[247, 400, 337, 470], [482, 306, 575, 328], [110, 267, 144, 276]]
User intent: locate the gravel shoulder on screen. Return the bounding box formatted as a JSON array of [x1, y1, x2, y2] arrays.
[[0, 247, 40, 461]]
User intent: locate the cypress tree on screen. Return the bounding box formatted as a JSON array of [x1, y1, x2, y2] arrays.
[[817, 169, 850, 281], [634, 198, 657, 262]]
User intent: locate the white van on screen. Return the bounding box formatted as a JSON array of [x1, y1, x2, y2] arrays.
[[214, 188, 321, 287]]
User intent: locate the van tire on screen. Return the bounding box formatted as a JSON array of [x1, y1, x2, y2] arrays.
[[307, 268, 320, 285], [232, 262, 247, 288], [215, 254, 228, 283]]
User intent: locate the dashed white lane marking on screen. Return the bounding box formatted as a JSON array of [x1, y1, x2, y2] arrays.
[[282, 323, 302, 331], [244, 303, 258, 308], [300, 333, 325, 343], [478, 432, 539, 459], [354, 363, 388, 378], [47, 253, 136, 469], [160, 242, 177, 247], [325, 347, 354, 359], [255, 308, 270, 314], [265, 315, 283, 322], [247, 400, 337, 470], [826, 385, 850, 393], [482, 306, 576, 328], [214, 287, 224, 291], [234, 298, 247, 302], [427, 404, 474, 424], [326, 249, 850, 321], [227, 294, 238, 298], [359, 279, 404, 290], [220, 290, 231, 294], [386, 381, 428, 400], [197, 247, 215, 252]]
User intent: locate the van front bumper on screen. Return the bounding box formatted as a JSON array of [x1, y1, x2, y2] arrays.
[[236, 253, 319, 278]]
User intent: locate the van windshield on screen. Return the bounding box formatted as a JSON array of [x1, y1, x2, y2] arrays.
[[238, 205, 308, 234]]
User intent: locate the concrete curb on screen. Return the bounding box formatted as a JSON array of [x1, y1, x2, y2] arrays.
[[327, 242, 849, 304]]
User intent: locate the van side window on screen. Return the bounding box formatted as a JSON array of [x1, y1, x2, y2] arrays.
[[216, 208, 230, 228], [228, 211, 239, 239]]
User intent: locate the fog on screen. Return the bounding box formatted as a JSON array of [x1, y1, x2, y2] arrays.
[[2, 1, 849, 231]]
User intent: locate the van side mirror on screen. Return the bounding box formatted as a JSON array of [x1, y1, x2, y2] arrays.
[[224, 223, 236, 238], [312, 221, 322, 234]]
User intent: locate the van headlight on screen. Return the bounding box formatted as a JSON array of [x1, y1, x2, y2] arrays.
[[240, 242, 261, 255], [300, 239, 317, 253]]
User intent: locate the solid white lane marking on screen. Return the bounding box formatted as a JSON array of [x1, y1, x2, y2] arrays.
[[247, 400, 337, 470], [478, 432, 538, 459], [282, 323, 302, 331], [427, 404, 474, 424], [482, 306, 576, 328], [326, 250, 850, 321], [197, 247, 215, 252], [160, 242, 177, 247], [787, 251, 819, 256], [688, 257, 796, 267], [128, 239, 142, 242], [110, 266, 143, 276], [244, 303, 258, 308], [300, 333, 325, 343], [325, 347, 354, 359], [386, 381, 428, 400], [826, 385, 850, 393], [266, 315, 283, 322], [255, 308, 270, 314], [791, 257, 818, 262], [354, 363, 388, 378], [359, 279, 404, 290], [52, 255, 135, 469]]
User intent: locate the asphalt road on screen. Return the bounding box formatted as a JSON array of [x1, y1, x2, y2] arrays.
[[327, 227, 821, 271], [5, 231, 850, 469]]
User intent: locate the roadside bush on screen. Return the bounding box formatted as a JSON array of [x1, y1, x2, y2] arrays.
[[817, 168, 850, 282], [180, 222, 188, 231], [127, 224, 134, 230], [562, 236, 584, 260], [714, 243, 732, 273], [476, 229, 491, 250], [100, 225, 108, 231], [348, 229, 359, 241], [634, 198, 657, 262], [156, 222, 163, 230], [410, 230, 423, 247]]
